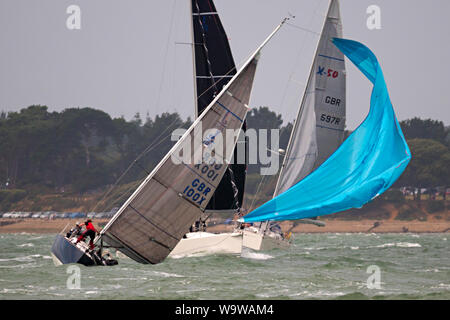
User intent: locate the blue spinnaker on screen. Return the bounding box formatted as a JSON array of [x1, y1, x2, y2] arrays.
[[242, 38, 411, 223]]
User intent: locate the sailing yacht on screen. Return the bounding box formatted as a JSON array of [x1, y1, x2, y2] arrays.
[[50, 6, 287, 266], [51, 37, 259, 266], [242, 0, 346, 251], [169, 0, 257, 257]]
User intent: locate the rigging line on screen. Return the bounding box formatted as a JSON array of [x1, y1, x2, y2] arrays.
[[227, 166, 241, 212], [194, 0, 219, 96], [195, 15, 291, 107], [196, 65, 236, 102], [89, 118, 182, 214], [278, 0, 324, 120], [206, 0, 219, 26], [89, 134, 170, 214], [154, 0, 177, 114], [248, 174, 268, 213], [196, 16, 289, 106], [286, 22, 321, 36], [136, 118, 182, 160]]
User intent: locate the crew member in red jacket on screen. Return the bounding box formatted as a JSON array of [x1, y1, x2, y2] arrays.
[[76, 219, 98, 250]]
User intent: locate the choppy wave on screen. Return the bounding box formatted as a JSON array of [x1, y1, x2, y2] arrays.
[[0, 254, 44, 262], [0, 233, 448, 299], [374, 242, 422, 248], [17, 243, 34, 247], [152, 271, 184, 278]]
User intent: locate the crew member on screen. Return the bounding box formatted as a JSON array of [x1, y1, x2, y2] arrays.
[[76, 219, 98, 250], [66, 221, 82, 238]]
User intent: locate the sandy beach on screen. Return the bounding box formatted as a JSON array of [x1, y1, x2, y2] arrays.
[[1, 218, 449, 234], [208, 219, 450, 234]]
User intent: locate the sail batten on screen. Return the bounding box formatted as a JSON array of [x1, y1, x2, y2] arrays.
[[191, 0, 247, 212]]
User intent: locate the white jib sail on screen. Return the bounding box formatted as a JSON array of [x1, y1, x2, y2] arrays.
[[274, 0, 345, 196]]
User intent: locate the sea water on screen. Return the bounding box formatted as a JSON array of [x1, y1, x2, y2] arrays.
[[0, 233, 448, 299]]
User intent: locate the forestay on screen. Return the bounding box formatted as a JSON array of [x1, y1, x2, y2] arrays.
[[100, 57, 259, 264], [274, 0, 346, 196], [242, 38, 411, 223]]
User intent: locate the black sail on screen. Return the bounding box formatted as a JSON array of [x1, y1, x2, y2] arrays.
[[191, 0, 246, 212]]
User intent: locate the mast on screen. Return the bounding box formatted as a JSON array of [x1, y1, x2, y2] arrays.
[[99, 20, 286, 264], [189, 0, 245, 213], [190, 0, 199, 118]]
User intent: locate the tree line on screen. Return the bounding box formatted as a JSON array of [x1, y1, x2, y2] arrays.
[[0, 106, 449, 200], [0, 106, 191, 193]]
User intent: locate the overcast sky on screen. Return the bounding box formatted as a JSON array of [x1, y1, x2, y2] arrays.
[[1, 0, 449, 129]]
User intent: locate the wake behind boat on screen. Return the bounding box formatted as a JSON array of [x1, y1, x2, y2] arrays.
[[50, 13, 287, 266]]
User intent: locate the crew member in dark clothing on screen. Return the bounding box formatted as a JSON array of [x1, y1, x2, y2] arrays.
[[76, 219, 98, 250], [66, 221, 82, 238]]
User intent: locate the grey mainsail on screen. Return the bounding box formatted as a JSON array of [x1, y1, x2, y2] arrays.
[[274, 0, 346, 196], [99, 20, 287, 264], [100, 60, 257, 264]]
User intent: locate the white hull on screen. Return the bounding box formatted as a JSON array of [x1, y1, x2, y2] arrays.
[[169, 232, 243, 257], [242, 228, 290, 251]]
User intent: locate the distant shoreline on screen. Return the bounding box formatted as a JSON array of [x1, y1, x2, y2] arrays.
[[1, 218, 449, 234]]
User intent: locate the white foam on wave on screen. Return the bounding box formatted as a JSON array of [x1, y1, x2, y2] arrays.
[[282, 290, 346, 298], [176, 287, 211, 294], [17, 243, 34, 247], [240, 250, 273, 260], [169, 252, 209, 259], [28, 236, 44, 240], [395, 242, 422, 248], [421, 268, 440, 273], [0, 254, 42, 262], [84, 291, 99, 295], [153, 271, 184, 278], [1, 288, 30, 294], [430, 283, 450, 290], [374, 242, 421, 248], [303, 246, 325, 251]]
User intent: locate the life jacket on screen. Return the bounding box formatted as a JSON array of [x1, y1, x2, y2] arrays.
[[85, 222, 96, 232]]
